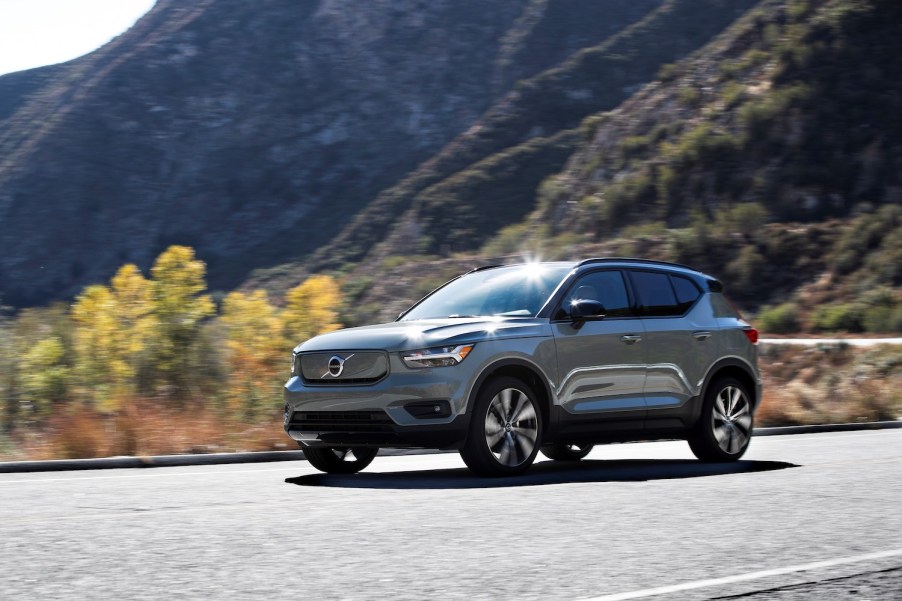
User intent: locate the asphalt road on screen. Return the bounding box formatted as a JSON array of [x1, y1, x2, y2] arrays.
[[1, 430, 900, 600]]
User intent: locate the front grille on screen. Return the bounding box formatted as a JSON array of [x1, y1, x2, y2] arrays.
[[298, 351, 389, 385], [288, 410, 394, 433]]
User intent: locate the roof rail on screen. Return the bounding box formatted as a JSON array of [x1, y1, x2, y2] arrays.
[[466, 264, 504, 273], [576, 257, 697, 271]]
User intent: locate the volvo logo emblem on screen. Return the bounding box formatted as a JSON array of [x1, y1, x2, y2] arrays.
[[324, 354, 354, 378]]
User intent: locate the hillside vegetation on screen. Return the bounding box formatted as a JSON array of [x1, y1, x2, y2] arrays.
[[0, 246, 340, 459], [302, 0, 758, 274], [0, 0, 670, 306], [2, 0, 901, 459], [331, 0, 902, 333]]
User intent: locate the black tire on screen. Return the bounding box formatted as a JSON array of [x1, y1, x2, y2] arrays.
[[459, 376, 542, 477], [688, 376, 753, 462], [302, 446, 378, 474], [540, 443, 594, 462]]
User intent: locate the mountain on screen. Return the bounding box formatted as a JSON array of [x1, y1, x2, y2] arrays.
[[518, 0, 902, 317], [321, 0, 902, 329], [2, 0, 899, 333], [538, 0, 902, 233], [0, 0, 668, 305], [302, 0, 758, 272]]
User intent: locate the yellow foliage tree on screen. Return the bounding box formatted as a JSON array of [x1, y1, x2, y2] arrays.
[[220, 290, 286, 420], [149, 246, 214, 400], [19, 336, 69, 416], [71, 265, 157, 412], [283, 275, 341, 344], [110, 264, 156, 397], [71, 284, 122, 411]]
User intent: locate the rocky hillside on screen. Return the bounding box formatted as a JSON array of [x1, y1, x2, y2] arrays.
[[539, 0, 902, 233], [302, 0, 758, 274], [330, 0, 902, 331], [0, 0, 670, 306], [3, 0, 899, 332]]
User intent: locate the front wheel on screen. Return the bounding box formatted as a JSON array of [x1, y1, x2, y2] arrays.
[[688, 377, 753, 462], [460, 376, 542, 477], [302, 446, 378, 474]]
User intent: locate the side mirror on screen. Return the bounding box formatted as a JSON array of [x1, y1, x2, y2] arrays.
[[570, 299, 606, 322]]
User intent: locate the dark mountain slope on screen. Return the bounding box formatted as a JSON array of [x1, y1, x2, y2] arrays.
[[331, 0, 902, 329], [0, 0, 550, 305], [0, 64, 68, 124], [537, 0, 902, 237], [298, 0, 757, 280]]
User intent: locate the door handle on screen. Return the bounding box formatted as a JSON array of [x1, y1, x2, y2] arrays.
[[693, 331, 712, 341], [620, 335, 642, 344]]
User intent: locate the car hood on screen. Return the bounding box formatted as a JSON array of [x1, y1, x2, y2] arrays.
[[295, 318, 551, 353]]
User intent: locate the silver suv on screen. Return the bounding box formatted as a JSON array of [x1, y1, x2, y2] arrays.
[[284, 258, 760, 476]]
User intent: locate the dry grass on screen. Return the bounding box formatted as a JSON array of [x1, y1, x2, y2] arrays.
[[756, 343, 902, 426], [4, 399, 290, 461], [2, 344, 900, 461]]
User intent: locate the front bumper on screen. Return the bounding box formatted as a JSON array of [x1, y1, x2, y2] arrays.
[[283, 357, 472, 450], [285, 410, 469, 449]]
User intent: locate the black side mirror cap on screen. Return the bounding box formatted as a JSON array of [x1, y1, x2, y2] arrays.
[[570, 299, 606, 322]]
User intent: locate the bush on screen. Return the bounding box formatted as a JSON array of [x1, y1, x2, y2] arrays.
[[811, 303, 864, 333], [715, 203, 768, 238], [678, 86, 701, 107], [862, 305, 902, 333], [858, 287, 902, 333], [657, 62, 678, 82], [757, 303, 800, 334]]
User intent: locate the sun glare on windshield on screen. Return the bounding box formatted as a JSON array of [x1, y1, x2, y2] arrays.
[[399, 263, 572, 321]]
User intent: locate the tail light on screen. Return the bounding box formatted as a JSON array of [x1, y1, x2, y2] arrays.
[[743, 328, 759, 345]]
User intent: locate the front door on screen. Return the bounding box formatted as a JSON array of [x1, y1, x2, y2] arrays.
[[551, 270, 647, 432]]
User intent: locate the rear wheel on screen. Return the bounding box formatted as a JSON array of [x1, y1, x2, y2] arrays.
[[541, 443, 594, 462], [688, 377, 753, 462], [302, 446, 378, 474], [460, 376, 542, 477]]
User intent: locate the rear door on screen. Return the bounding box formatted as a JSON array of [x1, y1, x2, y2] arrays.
[[551, 269, 647, 430], [627, 269, 715, 429]]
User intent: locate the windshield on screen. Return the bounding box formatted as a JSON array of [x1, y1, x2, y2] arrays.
[[400, 264, 573, 321]]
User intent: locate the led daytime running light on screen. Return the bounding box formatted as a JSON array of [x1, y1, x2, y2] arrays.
[[402, 344, 475, 368]]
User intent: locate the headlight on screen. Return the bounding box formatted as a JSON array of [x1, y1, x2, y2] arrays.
[[401, 344, 474, 369], [290, 352, 298, 376]]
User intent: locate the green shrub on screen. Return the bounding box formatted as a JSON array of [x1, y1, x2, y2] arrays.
[[657, 63, 678, 82], [757, 303, 800, 334], [715, 202, 768, 238], [861, 305, 902, 333], [811, 303, 864, 333], [720, 82, 746, 109], [726, 245, 766, 299], [481, 222, 534, 256], [678, 86, 701, 108], [619, 135, 651, 158], [857, 287, 902, 333]]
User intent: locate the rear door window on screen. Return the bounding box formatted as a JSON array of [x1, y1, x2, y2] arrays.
[[628, 270, 681, 317]]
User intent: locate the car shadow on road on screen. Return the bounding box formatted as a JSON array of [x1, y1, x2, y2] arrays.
[[284, 458, 798, 490]]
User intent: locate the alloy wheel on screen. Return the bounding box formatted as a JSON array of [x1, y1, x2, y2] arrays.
[[711, 385, 752, 455], [484, 387, 539, 467]]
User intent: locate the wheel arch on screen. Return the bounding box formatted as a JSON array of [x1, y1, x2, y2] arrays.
[[468, 358, 554, 429], [700, 358, 760, 410]]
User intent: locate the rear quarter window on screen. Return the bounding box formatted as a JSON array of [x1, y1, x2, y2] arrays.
[[670, 274, 701, 312]]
